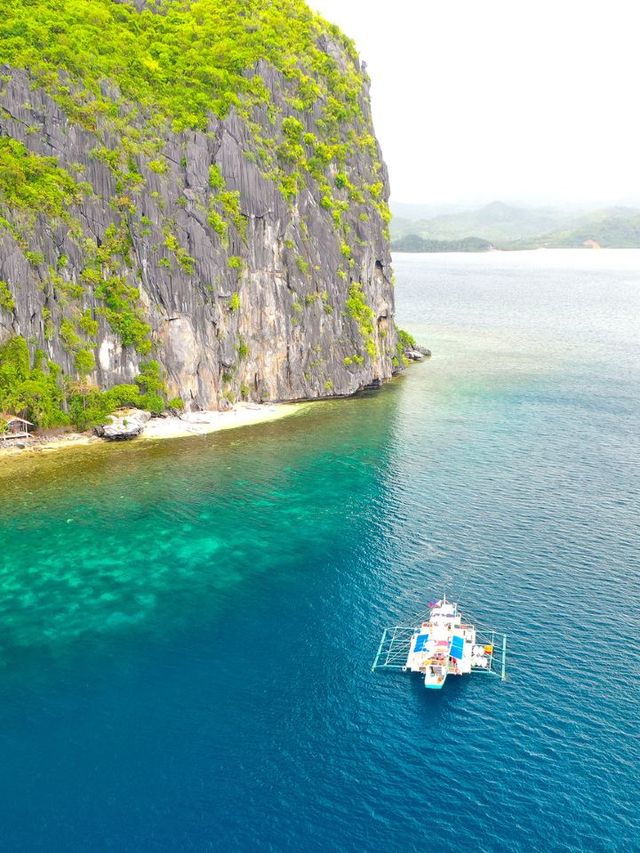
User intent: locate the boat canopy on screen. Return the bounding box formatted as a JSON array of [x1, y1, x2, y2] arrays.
[[449, 635, 465, 660], [414, 633, 430, 652]]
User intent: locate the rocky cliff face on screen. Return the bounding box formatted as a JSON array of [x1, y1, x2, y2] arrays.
[[0, 0, 396, 411]]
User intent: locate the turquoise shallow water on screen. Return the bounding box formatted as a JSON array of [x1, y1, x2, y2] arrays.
[[0, 249, 639, 851]]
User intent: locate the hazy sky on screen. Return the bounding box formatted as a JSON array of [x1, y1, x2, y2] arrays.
[[310, 0, 640, 207]]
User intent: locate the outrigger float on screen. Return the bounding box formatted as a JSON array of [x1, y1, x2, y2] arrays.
[[372, 597, 507, 688]]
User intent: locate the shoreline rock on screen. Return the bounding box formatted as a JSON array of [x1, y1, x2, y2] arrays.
[[94, 409, 152, 441], [404, 346, 431, 361]]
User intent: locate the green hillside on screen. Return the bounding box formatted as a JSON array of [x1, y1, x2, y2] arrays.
[[391, 201, 640, 251]]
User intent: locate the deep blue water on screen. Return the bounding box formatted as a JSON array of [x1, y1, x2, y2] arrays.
[[0, 249, 638, 851]]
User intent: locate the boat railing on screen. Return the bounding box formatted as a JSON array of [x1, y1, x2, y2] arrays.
[[472, 627, 508, 680], [371, 626, 416, 670]]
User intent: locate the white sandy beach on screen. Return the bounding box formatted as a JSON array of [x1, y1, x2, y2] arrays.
[[140, 402, 305, 440], [0, 402, 306, 459]]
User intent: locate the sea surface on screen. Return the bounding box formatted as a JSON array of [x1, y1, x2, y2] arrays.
[[0, 249, 638, 852]]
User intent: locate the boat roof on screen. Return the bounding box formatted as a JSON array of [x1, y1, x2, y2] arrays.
[[414, 633, 430, 652]]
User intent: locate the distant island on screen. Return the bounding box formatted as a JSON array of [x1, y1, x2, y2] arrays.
[[392, 235, 493, 253], [391, 200, 640, 252]]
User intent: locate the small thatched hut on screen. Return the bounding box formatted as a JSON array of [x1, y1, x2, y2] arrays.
[[0, 414, 34, 441]]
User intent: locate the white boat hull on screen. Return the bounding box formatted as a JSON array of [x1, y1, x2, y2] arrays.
[[404, 598, 487, 688]]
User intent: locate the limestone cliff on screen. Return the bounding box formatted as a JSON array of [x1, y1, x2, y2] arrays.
[[0, 0, 396, 413]]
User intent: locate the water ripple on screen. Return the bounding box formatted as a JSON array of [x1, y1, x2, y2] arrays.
[[0, 252, 638, 850]]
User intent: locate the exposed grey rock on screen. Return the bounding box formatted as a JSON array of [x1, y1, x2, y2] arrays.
[[0, 48, 397, 408], [95, 409, 151, 440]]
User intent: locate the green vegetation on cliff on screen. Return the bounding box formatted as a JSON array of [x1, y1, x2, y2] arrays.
[[1, 0, 361, 132], [345, 282, 376, 359], [0, 0, 395, 414], [0, 0, 384, 224], [0, 138, 88, 218], [0, 335, 171, 428]]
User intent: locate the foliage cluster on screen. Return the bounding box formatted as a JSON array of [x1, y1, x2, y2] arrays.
[[0, 336, 66, 428], [163, 228, 196, 274], [85, 222, 152, 352], [0, 138, 88, 220], [344, 282, 376, 359], [207, 165, 245, 241], [0, 336, 171, 429], [394, 327, 416, 366], [1, 0, 388, 230], [0, 0, 360, 132], [0, 280, 15, 312], [396, 328, 416, 350]]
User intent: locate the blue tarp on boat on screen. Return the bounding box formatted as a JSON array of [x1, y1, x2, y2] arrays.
[[414, 633, 430, 652], [449, 635, 465, 660]]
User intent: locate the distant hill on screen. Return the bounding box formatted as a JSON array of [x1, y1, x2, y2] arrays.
[[391, 201, 640, 251], [392, 201, 567, 243], [392, 235, 493, 253], [522, 210, 640, 249]]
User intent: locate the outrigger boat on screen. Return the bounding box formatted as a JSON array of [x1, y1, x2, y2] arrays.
[[372, 597, 507, 688]]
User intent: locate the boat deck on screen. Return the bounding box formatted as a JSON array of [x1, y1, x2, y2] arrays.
[[372, 623, 507, 680]]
